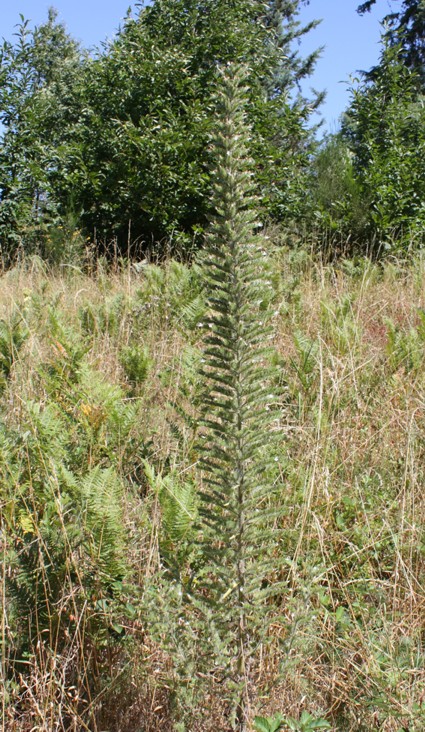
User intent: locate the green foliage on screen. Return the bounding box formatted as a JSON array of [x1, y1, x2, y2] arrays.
[[119, 343, 152, 390], [195, 65, 281, 729], [144, 461, 198, 571], [1, 2, 319, 260], [79, 293, 127, 338], [1, 389, 130, 652], [159, 472, 197, 546], [253, 713, 286, 732], [0, 310, 28, 393], [320, 293, 361, 356], [0, 297, 147, 663], [66, 0, 318, 248], [310, 134, 366, 245], [0, 10, 83, 261], [254, 712, 331, 732], [134, 259, 205, 331], [65, 465, 127, 582], [385, 311, 425, 373], [343, 38, 425, 251], [309, 10, 425, 255], [289, 329, 319, 419], [358, 0, 425, 79], [285, 712, 331, 731], [3, 237, 425, 729]]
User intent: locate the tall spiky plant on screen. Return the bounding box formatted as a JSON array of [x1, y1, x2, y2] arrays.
[[197, 65, 281, 732]]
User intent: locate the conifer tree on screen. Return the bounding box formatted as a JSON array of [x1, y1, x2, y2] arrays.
[[197, 65, 280, 732], [265, 0, 322, 89], [358, 0, 425, 80], [0, 10, 83, 259]]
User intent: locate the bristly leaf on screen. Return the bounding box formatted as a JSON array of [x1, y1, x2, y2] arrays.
[[196, 64, 283, 730]]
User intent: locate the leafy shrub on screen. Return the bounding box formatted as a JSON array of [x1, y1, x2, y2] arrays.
[[343, 38, 425, 251], [311, 134, 367, 248]]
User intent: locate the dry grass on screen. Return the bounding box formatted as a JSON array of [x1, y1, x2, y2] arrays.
[[1, 250, 425, 730]]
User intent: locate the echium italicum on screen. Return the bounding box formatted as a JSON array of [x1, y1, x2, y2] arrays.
[[197, 65, 282, 732]]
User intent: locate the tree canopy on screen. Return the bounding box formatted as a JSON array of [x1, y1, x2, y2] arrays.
[[0, 1, 320, 259], [357, 0, 425, 77]]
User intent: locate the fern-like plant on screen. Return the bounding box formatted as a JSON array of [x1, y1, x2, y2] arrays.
[[196, 66, 280, 732], [0, 311, 28, 394]]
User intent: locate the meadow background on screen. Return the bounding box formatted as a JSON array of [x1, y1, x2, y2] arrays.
[[1, 2, 425, 730]]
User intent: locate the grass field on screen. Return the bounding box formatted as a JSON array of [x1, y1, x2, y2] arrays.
[[1, 247, 425, 731]]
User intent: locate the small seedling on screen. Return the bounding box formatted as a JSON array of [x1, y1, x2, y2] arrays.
[[253, 711, 331, 732], [253, 713, 286, 732]]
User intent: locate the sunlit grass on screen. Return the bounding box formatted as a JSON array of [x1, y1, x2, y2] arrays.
[[1, 248, 425, 731]]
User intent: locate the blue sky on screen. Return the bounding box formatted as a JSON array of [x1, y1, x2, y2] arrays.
[[298, 0, 385, 132], [1, 0, 388, 132]]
